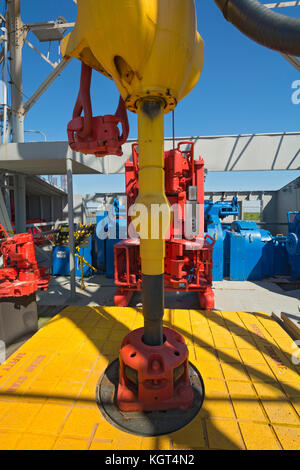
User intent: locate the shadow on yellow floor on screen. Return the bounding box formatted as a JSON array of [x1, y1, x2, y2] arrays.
[[0, 306, 299, 450]]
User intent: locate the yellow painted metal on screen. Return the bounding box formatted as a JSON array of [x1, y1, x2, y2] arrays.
[[61, 0, 204, 282], [61, 0, 204, 114], [0, 307, 299, 450], [130, 99, 171, 275]]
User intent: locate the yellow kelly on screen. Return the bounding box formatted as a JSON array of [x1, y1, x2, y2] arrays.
[[61, 0, 204, 276], [132, 99, 171, 275]]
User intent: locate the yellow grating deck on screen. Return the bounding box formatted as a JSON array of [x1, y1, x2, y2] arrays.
[[0, 306, 299, 450]]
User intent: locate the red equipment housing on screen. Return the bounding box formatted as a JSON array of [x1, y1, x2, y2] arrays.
[[0, 225, 49, 297], [67, 63, 129, 157], [114, 141, 215, 310]]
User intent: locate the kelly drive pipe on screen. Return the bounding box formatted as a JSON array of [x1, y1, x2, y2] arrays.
[[136, 99, 171, 346]]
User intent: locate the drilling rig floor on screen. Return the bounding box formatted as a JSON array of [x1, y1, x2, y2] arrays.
[[0, 306, 299, 450]]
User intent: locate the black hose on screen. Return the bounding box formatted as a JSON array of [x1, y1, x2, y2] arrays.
[[214, 0, 300, 56]]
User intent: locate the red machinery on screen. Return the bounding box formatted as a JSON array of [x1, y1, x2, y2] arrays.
[[67, 63, 129, 157], [114, 141, 215, 310], [0, 225, 49, 298]]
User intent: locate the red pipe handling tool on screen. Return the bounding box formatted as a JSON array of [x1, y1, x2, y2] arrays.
[[67, 63, 129, 157], [0, 225, 49, 297], [117, 327, 194, 412]]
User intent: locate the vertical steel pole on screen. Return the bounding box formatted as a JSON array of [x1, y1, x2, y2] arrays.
[[7, 0, 26, 233], [66, 151, 76, 300], [1, 26, 8, 144], [0, 26, 11, 225], [7, 0, 24, 142]]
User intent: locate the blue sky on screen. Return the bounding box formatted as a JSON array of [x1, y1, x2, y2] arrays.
[[3, 0, 300, 194]]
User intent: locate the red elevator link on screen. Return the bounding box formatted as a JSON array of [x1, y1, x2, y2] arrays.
[[114, 141, 215, 310], [67, 63, 129, 157], [0, 225, 49, 297]]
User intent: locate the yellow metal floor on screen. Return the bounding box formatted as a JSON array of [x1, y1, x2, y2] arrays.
[[0, 306, 299, 450]]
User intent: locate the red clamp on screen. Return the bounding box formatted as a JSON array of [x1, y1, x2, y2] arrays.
[[117, 327, 194, 412], [67, 63, 129, 157]]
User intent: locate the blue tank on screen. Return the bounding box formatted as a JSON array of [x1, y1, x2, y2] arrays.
[[286, 211, 300, 279], [95, 198, 127, 278], [228, 221, 273, 281], [52, 234, 94, 277], [96, 209, 108, 273], [52, 245, 70, 276]]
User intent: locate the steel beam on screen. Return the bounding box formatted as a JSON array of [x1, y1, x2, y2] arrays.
[[1, 133, 300, 175], [265, 1, 300, 7], [23, 58, 72, 116], [281, 53, 300, 72]]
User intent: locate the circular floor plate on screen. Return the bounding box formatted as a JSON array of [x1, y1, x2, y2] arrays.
[[96, 359, 205, 437]]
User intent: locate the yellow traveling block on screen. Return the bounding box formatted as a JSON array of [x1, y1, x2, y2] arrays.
[[61, 0, 204, 114]]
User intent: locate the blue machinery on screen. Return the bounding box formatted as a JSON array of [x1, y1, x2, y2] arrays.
[[205, 198, 291, 282], [52, 200, 298, 283], [226, 222, 289, 281]]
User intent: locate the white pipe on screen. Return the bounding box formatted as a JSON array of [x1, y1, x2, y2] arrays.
[[24, 129, 47, 141]]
